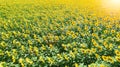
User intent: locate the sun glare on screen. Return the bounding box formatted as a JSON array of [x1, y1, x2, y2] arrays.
[[110, 0, 120, 6], [102, 0, 120, 9]]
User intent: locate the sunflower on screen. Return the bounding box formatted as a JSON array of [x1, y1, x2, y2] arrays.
[[95, 54, 100, 59], [19, 58, 24, 64], [102, 56, 107, 61], [118, 46, 120, 49], [107, 56, 114, 63], [100, 64, 107, 67], [80, 49, 86, 54], [115, 56, 120, 62], [74, 63, 79, 67], [115, 50, 120, 56], [25, 58, 33, 64]]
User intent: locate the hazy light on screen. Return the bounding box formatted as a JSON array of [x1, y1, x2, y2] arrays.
[[102, 0, 120, 9], [111, 0, 120, 4], [110, 0, 120, 6], [101, 0, 120, 15]]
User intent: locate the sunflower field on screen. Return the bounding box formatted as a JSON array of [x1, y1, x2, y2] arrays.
[[0, 0, 120, 67]]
